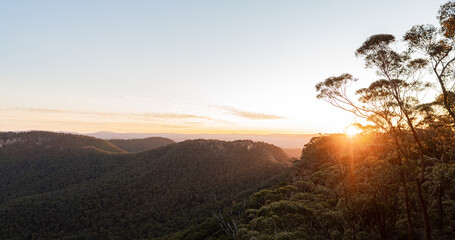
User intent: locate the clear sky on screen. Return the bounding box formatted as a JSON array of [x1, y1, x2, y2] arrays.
[[0, 0, 446, 134]]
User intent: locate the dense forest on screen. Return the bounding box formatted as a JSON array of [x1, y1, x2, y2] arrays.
[[0, 132, 291, 239], [3, 2, 455, 240], [194, 134, 454, 240], [167, 2, 455, 240], [181, 2, 455, 240]]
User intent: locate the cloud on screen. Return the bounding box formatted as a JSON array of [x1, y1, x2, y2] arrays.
[[1, 107, 213, 122], [221, 106, 286, 120]]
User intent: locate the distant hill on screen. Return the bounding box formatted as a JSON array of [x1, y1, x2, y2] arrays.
[[0, 132, 292, 239], [86, 131, 316, 148], [0, 131, 124, 153], [108, 137, 175, 152], [0, 131, 126, 203]]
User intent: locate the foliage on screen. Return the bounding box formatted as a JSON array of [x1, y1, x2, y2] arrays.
[[0, 133, 290, 239], [195, 2, 455, 240], [219, 134, 455, 240]]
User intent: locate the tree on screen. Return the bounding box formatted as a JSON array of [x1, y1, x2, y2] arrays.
[[404, 4, 455, 122], [316, 34, 433, 239]]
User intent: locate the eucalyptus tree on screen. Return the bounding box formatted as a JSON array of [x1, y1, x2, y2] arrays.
[[316, 73, 420, 239], [439, 1, 455, 38], [356, 34, 433, 240], [316, 34, 432, 239], [403, 2, 455, 122], [416, 98, 455, 231]]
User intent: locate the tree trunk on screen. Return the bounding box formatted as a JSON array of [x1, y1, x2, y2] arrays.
[[435, 72, 455, 122], [393, 91, 431, 240], [394, 142, 415, 240], [400, 172, 415, 240], [438, 184, 444, 230], [416, 179, 432, 240], [374, 198, 387, 240]]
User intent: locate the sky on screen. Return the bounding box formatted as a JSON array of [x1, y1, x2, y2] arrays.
[[0, 0, 447, 134]]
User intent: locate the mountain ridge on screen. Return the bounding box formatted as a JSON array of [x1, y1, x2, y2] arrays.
[[108, 137, 175, 152], [0, 131, 292, 239], [86, 131, 316, 149]]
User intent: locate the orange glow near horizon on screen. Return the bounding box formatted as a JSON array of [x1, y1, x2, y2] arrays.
[[344, 125, 361, 137], [0, 106, 343, 135]]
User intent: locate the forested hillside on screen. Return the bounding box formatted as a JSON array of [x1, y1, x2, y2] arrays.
[[3, 2, 455, 240], [0, 132, 291, 239], [176, 2, 455, 239], [0, 131, 124, 153], [183, 133, 454, 240], [0, 132, 127, 203], [108, 137, 175, 152]]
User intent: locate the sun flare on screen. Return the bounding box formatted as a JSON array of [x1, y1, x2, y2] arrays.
[[344, 125, 361, 137]]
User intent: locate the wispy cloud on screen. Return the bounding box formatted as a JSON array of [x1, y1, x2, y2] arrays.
[[1, 107, 213, 122], [220, 106, 286, 120]]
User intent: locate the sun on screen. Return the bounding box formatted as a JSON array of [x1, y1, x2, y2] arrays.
[[344, 125, 361, 137]]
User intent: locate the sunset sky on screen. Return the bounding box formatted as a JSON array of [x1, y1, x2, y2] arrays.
[[0, 0, 445, 134]]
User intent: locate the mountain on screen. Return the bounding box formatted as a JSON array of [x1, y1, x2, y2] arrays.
[[0, 131, 127, 203], [0, 131, 291, 240], [0, 131, 124, 153], [86, 131, 316, 149], [188, 134, 455, 240], [108, 137, 175, 152]]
